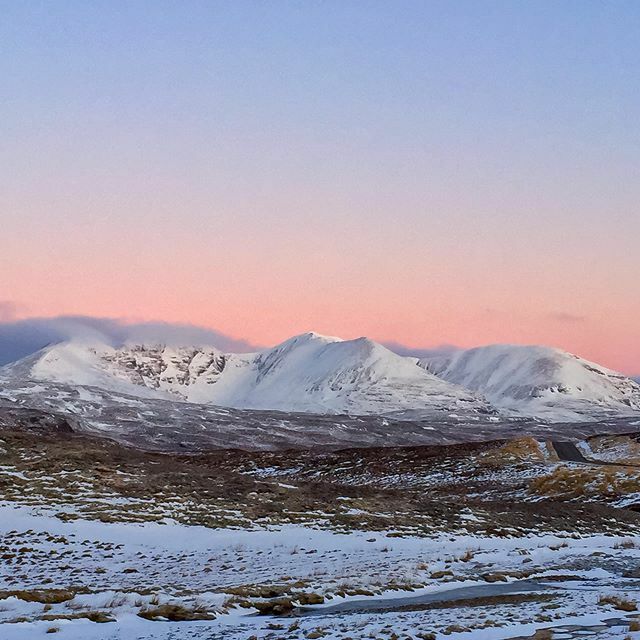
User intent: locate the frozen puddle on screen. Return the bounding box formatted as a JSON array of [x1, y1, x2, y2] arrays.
[[297, 579, 547, 616], [509, 618, 632, 639]]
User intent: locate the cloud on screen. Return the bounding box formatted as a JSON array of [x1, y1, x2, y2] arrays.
[[549, 312, 586, 323], [0, 316, 260, 366], [382, 341, 461, 360], [0, 316, 464, 368]]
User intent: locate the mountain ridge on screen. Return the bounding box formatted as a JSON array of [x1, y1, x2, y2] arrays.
[[0, 333, 493, 418]]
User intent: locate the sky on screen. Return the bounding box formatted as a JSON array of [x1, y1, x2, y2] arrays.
[[1, 1, 639, 374]]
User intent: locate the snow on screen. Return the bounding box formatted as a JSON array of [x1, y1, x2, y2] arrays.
[[0, 503, 639, 639], [200, 332, 490, 415], [11, 342, 173, 401], [2, 612, 638, 640]]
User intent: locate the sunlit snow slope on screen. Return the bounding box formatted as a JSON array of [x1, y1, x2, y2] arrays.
[[199, 332, 491, 415]]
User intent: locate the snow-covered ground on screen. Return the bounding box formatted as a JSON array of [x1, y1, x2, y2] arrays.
[[0, 418, 639, 638], [0, 503, 639, 639]]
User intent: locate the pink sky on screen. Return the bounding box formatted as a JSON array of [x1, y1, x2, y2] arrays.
[[2, 1, 638, 375], [2, 213, 638, 374], [3, 146, 638, 374]]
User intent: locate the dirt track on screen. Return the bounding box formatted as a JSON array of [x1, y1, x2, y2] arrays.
[[552, 440, 640, 468]]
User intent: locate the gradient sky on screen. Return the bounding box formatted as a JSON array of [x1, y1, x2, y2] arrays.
[[1, 1, 639, 373]]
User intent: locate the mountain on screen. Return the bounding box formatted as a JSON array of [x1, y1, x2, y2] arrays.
[[419, 344, 640, 421], [6, 340, 240, 402], [200, 332, 493, 415], [0, 378, 499, 452], [2, 335, 639, 425], [0, 333, 494, 418]]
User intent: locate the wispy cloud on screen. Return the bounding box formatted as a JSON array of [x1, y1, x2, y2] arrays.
[[549, 312, 586, 323], [0, 301, 20, 322]]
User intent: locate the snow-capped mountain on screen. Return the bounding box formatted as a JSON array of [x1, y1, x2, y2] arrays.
[[2, 334, 639, 424], [0, 333, 493, 418], [419, 344, 640, 421]]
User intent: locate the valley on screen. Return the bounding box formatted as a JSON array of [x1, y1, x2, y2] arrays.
[[0, 414, 639, 639]]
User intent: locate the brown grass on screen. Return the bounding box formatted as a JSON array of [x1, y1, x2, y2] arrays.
[[530, 465, 640, 499], [599, 594, 637, 612], [480, 438, 546, 466], [137, 603, 215, 621], [0, 589, 75, 604]]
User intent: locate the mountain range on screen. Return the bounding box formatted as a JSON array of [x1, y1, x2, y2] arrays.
[[1, 332, 639, 425]]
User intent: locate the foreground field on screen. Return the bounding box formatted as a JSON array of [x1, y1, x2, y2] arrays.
[[0, 420, 639, 639]]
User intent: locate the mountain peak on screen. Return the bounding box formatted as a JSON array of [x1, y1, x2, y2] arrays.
[[276, 331, 343, 346]]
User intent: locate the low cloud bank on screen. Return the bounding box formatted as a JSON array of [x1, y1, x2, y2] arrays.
[[0, 316, 259, 366]]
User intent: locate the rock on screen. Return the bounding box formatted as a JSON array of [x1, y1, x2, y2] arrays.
[[482, 572, 509, 583]]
